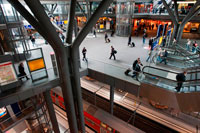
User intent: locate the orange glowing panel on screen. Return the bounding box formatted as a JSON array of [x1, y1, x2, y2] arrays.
[[28, 58, 45, 72], [100, 24, 104, 29]]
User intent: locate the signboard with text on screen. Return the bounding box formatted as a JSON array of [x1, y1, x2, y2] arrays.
[[0, 62, 17, 86]]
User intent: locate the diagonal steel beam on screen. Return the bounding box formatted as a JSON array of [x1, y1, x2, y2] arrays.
[[174, 0, 179, 22], [77, 2, 87, 17], [72, 0, 113, 49], [182, 1, 200, 25], [22, 0, 79, 132], [70, 0, 113, 131], [161, 0, 178, 24], [66, 0, 77, 44]]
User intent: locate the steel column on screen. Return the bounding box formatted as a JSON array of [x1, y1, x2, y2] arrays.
[[71, 0, 113, 132], [66, 0, 77, 44], [22, 0, 79, 132], [43, 91, 60, 133], [110, 85, 114, 115]]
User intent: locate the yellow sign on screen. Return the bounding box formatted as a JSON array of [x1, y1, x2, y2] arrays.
[[159, 36, 163, 45], [28, 58, 45, 72], [100, 24, 104, 29], [64, 20, 68, 24]]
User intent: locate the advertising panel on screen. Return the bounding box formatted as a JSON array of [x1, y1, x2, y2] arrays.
[[28, 58, 45, 72], [0, 62, 17, 86]]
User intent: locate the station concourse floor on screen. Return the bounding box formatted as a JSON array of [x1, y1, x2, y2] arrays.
[[9, 32, 200, 132]]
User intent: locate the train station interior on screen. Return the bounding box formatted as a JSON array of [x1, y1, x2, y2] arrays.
[[0, 0, 200, 132]]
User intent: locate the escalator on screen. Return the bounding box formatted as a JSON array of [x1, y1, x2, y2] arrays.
[[139, 66, 200, 112]]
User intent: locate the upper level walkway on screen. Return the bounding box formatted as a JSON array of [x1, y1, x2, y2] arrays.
[[0, 31, 200, 130]]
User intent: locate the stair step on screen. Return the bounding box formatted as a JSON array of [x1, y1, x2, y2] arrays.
[[189, 86, 196, 92], [196, 86, 200, 91]]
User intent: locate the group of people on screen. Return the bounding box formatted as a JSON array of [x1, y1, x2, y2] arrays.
[[186, 39, 198, 53]]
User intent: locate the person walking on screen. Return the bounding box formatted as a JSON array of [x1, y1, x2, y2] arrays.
[[149, 37, 153, 49], [111, 30, 115, 37], [128, 35, 131, 46], [18, 63, 29, 80], [109, 46, 116, 60], [105, 32, 108, 43], [175, 71, 187, 92], [146, 49, 152, 62], [82, 47, 87, 61], [93, 28, 96, 37]]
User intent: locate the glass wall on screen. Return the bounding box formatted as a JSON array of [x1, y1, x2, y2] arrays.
[[116, 0, 134, 36]]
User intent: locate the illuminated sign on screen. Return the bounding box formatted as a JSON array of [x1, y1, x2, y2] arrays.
[[28, 58, 45, 72], [100, 24, 104, 29], [0, 62, 17, 86], [159, 36, 163, 45], [0, 107, 7, 118]]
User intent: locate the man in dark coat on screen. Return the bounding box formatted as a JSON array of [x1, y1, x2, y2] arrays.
[[128, 35, 131, 46], [82, 47, 87, 61], [175, 71, 187, 92], [109, 46, 116, 60], [132, 58, 143, 80], [18, 63, 29, 80]]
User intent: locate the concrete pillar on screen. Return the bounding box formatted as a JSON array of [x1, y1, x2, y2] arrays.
[[110, 85, 114, 115], [43, 91, 60, 133]]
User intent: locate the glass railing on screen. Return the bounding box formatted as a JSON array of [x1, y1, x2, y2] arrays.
[[81, 76, 197, 131], [0, 102, 45, 132], [142, 66, 200, 92], [0, 67, 59, 94]]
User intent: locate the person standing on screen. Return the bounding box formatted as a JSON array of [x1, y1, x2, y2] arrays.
[[109, 46, 116, 60], [143, 33, 146, 45], [82, 47, 87, 61], [192, 41, 197, 53], [146, 49, 152, 62], [186, 39, 191, 51], [128, 35, 131, 46], [160, 49, 168, 65], [31, 35, 36, 47], [18, 63, 29, 80], [162, 36, 166, 47], [132, 58, 143, 80], [175, 71, 187, 92]]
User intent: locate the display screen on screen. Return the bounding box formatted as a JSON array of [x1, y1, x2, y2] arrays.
[[28, 58, 45, 72], [0, 107, 7, 118], [0, 62, 17, 86]]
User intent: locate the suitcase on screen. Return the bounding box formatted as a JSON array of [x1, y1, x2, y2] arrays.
[[124, 68, 131, 76]]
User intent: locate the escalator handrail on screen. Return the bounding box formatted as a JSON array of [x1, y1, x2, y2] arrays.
[[142, 66, 200, 83]]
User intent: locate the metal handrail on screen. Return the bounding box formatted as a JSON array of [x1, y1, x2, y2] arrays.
[[142, 66, 200, 83]]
